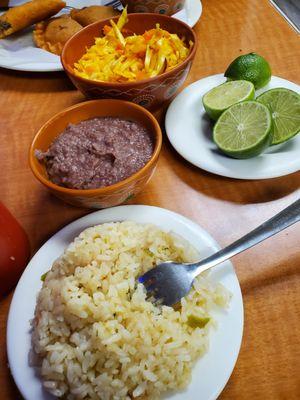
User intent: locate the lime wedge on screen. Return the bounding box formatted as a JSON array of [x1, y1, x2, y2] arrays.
[[257, 88, 300, 145], [213, 101, 272, 159], [202, 80, 255, 120]]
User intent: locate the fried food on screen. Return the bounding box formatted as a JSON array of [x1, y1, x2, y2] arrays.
[[70, 5, 119, 27], [0, 0, 66, 39], [34, 15, 82, 55]]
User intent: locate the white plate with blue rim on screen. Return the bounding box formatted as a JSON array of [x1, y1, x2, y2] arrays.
[[165, 74, 300, 180], [0, 0, 202, 72], [7, 205, 243, 400]]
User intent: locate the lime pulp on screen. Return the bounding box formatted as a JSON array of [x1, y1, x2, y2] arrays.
[[202, 80, 255, 120], [257, 88, 300, 145], [213, 100, 272, 159]]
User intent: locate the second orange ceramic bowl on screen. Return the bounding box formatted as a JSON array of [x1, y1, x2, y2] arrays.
[[29, 99, 162, 209], [61, 13, 197, 111], [120, 0, 186, 16]]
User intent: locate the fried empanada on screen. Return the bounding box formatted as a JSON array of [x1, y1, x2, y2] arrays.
[[33, 15, 82, 55], [0, 0, 66, 39], [70, 5, 119, 27]]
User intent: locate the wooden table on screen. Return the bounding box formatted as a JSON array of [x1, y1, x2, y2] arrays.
[[1, 0, 299, 398]]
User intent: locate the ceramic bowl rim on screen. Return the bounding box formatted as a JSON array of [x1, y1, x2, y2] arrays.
[[29, 99, 162, 196]]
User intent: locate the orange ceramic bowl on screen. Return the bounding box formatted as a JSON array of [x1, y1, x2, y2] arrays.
[[61, 13, 197, 111], [29, 99, 162, 209]]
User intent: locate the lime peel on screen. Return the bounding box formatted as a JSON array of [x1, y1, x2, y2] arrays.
[[224, 52, 272, 90]]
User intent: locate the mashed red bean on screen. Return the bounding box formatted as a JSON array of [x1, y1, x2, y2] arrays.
[[35, 117, 154, 189]]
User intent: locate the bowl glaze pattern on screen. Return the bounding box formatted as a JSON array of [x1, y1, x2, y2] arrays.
[[121, 0, 186, 16]]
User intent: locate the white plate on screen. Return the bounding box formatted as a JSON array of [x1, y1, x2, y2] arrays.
[[0, 0, 202, 72], [173, 0, 202, 29], [165, 75, 300, 180], [7, 205, 243, 400]]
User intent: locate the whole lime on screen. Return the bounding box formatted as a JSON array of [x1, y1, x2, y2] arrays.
[[224, 53, 272, 89]]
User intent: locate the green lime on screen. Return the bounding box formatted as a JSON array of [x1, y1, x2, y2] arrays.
[[213, 101, 272, 159], [225, 53, 272, 89], [257, 88, 300, 145], [202, 80, 255, 120]]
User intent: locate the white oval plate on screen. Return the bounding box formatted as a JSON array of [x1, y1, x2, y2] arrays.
[[7, 205, 243, 400], [165, 75, 300, 180], [0, 0, 202, 72]]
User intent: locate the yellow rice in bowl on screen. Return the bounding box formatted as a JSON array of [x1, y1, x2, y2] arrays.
[[31, 221, 230, 399]]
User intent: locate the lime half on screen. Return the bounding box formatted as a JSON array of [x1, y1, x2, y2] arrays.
[[213, 101, 272, 159], [257, 88, 300, 145], [202, 80, 255, 120]]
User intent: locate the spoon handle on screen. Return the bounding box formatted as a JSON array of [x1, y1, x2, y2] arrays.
[[192, 198, 300, 276]]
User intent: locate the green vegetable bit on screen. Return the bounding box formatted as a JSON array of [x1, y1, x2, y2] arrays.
[[41, 272, 48, 281], [187, 315, 210, 328]]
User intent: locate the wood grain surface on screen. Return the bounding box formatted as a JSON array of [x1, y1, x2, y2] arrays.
[[1, 0, 300, 399]]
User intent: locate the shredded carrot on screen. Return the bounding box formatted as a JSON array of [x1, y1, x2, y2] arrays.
[[103, 25, 111, 35]]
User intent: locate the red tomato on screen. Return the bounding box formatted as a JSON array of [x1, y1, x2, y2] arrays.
[[0, 202, 30, 297]]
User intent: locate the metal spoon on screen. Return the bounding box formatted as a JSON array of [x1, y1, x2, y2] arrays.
[[139, 198, 300, 306]]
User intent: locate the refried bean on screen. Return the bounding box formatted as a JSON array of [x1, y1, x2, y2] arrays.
[[35, 117, 154, 190]]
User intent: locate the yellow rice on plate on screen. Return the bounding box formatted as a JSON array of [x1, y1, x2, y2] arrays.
[[31, 221, 230, 399]]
